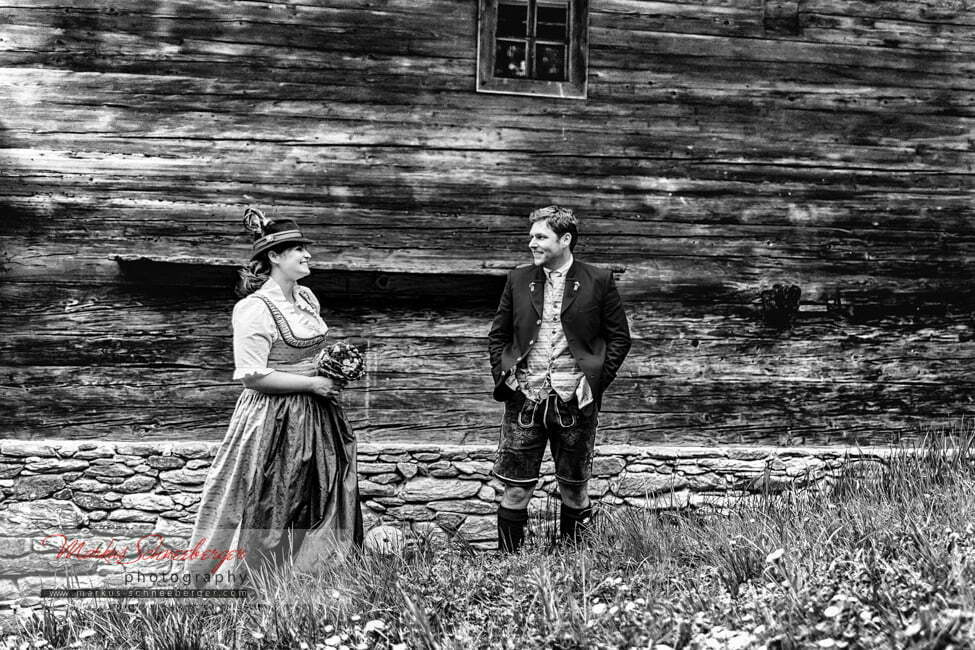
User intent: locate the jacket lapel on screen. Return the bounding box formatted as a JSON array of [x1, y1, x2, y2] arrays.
[[561, 261, 579, 314], [529, 266, 545, 316]]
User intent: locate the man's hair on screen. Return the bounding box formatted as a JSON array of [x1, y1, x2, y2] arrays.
[[528, 205, 579, 251]]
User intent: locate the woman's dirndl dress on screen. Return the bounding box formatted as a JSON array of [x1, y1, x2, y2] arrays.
[[184, 278, 362, 582]]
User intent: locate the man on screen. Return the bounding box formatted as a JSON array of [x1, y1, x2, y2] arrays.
[[487, 205, 631, 552]]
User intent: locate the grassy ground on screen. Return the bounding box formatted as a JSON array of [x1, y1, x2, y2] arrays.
[[9, 427, 975, 649]]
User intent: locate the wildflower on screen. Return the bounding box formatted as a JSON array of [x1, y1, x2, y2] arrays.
[[824, 605, 842, 618], [592, 603, 608, 616], [765, 548, 785, 563]]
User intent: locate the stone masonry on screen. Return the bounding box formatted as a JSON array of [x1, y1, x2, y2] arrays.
[[0, 440, 887, 608]]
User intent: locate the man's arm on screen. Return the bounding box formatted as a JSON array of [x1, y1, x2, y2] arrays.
[[487, 273, 515, 386], [599, 272, 631, 388]]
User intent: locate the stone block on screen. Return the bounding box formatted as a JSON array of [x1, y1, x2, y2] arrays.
[[171, 443, 216, 460], [11, 475, 65, 500], [158, 468, 209, 490], [399, 478, 481, 502], [359, 481, 397, 498], [0, 537, 31, 558], [369, 473, 401, 485], [0, 464, 23, 479], [379, 453, 410, 463], [624, 490, 691, 510], [427, 500, 496, 515], [433, 512, 463, 531], [359, 463, 398, 475], [0, 500, 86, 534], [430, 468, 459, 478], [114, 444, 161, 457], [386, 505, 436, 522], [107, 510, 157, 523], [85, 463, 135, 479], [591, 457, 625, 476], [24, 458, 89, 473], [121, 494, 175, 512], [458, 515, 496, 541], [0, 442, 57, 458], [413, 453, 441, 462], [0, 578, 17, 600], [478, 485, 498, 501], [454, 461, 493, 475], [171, 494, 200, 508], [597, 445, 641, 457], [614, 473, 688, 497], [697, 458, 769, 474], [117, 476, 157, 494], [396, 462, 418, 479], [147, 456, 185, 470], [74, 493, 115, 511], [685, 473, 730, 490], [587, 478, 610, 497], [74, 448, 115, 460], [152, 517, 194, 538]]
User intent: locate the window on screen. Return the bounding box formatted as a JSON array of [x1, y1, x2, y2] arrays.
[[477, 0, 589, 99]]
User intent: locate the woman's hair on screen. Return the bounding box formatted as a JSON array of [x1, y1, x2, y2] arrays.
[[235, 242, 300, 298]]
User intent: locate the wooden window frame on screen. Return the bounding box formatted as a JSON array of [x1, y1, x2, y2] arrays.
[[477, 0, 589, 100]]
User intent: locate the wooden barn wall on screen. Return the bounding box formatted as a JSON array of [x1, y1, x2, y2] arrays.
[[0, 0, 973, 445]]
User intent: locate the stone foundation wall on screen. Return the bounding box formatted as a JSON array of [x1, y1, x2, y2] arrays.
[[0, 440, 886, 608]]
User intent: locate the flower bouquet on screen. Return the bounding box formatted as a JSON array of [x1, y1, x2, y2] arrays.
[[315, 342, 366, 383]]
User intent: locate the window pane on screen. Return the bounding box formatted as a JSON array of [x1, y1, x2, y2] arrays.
[[534, 43, 566, 80], [497, 3, 528, 38], [535, 5, 568, 41], [495, 40, 528, 78]]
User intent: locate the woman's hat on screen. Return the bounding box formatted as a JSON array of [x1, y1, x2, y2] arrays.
[[243, 209, 315, 259]]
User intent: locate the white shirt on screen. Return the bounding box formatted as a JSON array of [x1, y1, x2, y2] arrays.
[[231, 278, 329, 380]]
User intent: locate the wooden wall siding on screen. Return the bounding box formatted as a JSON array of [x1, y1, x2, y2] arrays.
[[1, 0, 973, 444]]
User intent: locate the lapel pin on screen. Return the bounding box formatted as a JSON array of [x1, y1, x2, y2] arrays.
[[573, 281, 580, 292], [529, 282, 536, 293]]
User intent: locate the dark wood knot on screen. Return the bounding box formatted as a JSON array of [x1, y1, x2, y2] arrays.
[[760, 284, 801, 329]]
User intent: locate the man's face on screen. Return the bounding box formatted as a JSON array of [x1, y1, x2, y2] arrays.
[[528, 220, 571, 269]]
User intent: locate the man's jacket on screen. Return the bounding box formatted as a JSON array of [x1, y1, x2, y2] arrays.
[[487, 260, 631, 413]]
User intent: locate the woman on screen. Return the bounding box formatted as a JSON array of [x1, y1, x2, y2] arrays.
[[184, 210, 363, 583]]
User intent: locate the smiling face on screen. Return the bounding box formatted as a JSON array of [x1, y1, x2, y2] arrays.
[[528, 220, 572, 270], [268, 244, 312, 282]]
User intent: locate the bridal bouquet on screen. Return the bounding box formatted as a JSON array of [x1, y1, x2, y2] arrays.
[[316, 342, 366, 383]]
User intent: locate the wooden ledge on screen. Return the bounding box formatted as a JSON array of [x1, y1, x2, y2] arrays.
[[112, 254, 627, 276]]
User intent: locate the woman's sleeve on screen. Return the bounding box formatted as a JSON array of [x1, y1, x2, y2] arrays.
[[231, 298, 277, 380]]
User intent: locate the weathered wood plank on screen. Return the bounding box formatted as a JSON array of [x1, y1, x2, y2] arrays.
[[1, 364, 970, 445], [0, 280, 971, 445], [3, 68, 974, 122], [3, 190, 972, 236]]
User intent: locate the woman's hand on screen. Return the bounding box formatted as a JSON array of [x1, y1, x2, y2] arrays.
[[308, 375, 342, 399]]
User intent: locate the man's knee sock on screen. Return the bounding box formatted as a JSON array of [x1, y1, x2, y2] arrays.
[[560, 503, 593, 543], [497, 506, 529, 552]]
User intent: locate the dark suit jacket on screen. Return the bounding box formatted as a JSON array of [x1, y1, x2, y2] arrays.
[[487, 260, 631, 413]]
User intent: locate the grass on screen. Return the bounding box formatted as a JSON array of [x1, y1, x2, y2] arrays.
[[9, 423, 975, 649]]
